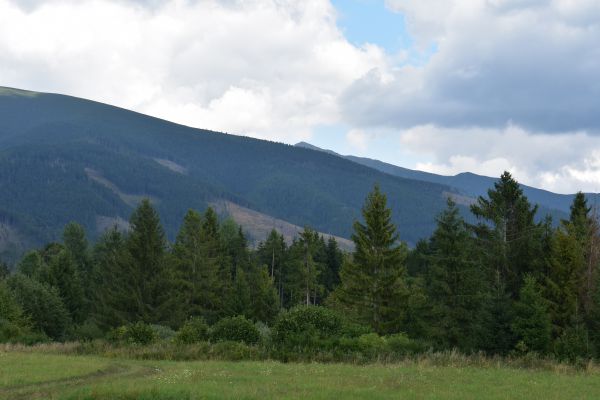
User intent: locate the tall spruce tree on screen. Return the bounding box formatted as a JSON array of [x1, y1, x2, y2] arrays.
[[470, 171, 543, 298], [322, 237, 343, 296], [46, 250, 85, 324], [122, 199, 171, 324], [172, 209, 222, 325], [333, 185, 408, 334], [426, 198, 486, 351], [257, 229, 287, 305], [92, 227, 136, 329]]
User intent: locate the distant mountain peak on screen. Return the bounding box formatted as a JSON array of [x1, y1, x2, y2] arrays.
[[295, 141, 339, 156]]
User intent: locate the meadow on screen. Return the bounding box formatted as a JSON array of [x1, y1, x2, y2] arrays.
[[3, 347, 600, 399]]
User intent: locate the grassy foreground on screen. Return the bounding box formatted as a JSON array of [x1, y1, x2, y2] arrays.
[[3, 351, 600, 399]]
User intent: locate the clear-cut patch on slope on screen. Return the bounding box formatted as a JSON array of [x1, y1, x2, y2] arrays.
[[153, 158, 188, 175], [210, 200, 354, 250], [84, 168, 159, 207]]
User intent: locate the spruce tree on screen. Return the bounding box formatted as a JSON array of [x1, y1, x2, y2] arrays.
[[172, 209, 222, 325], [249, 265, 280, 324], [0, 261, 9, 281], [286, 228, 323, 306], [546, 227, 584, 338], [471, 171, 542, 298], [257, 229, 287, 305], [333, 185, 408, 334], [91, 227, 130, 328], [46, 250, 85, 324], [123, 199, 171, 324], [322, 237, 343, 295], [228, 267, 251, 318], [426, 198, 486, 351], [511, 275, 552, 353]]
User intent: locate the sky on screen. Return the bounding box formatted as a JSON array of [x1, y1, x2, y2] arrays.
[[1, 0, 600, 194]]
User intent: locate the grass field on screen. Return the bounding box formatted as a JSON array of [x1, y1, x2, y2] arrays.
[[3, 351, 600, 399]]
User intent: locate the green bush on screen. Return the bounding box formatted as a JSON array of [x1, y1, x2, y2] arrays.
[[107, 326, 128, 343], [211, 341, 261, 361], [109, 322, 157, 345], [151, 324, 176, 341], [174, 317, 209, 345], [6, 274, 70, 340], [272, 305, 343, 350], [73, 320, 104, 341], [125, 322, 157, 345], [211, 316, 260, 345], [554, 326, 591, 362], [386, 333, 425, 355]]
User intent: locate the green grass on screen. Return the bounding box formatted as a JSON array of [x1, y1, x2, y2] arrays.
[[2, 350, 600, 399]]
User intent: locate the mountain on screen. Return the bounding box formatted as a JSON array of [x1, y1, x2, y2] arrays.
[[0, 87, 468, 261], [295, 142, 595, 217]]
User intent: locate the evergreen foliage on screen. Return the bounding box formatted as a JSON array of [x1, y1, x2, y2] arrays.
[[511, 275, 552, 353], [333, 185, 408, 334], [0, 173, 599, 363]]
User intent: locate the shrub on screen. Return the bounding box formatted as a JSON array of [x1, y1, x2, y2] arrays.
[[272, 305, 343, 351], [211, 341, 261, 361], [73, 320, 104, 341], [255, 321, 272, 346], [387, 333, 421, 355], [107, 326, 128, 343], [125, 322, 157, 345], [151, 324, 176, 341], [6, 274, 70, 340], [211, 316, 260, 345], [109, 322, 157, 345], [174, 317, 209, 345], [554, 326, 591, 362]]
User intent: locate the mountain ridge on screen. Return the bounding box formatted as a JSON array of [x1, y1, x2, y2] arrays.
[[294, 141, 595, 215], [0, 86, 464, 261]]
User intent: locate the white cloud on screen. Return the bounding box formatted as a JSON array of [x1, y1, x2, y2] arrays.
[[399, 124, 600, 193], [345, 0, 600, 133], [2, 0, 600, 194], [346, 129, 372, 152], [0, 0, 388, 142]]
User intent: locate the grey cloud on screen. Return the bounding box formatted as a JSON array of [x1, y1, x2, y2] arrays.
[[342, 0, 600, 134]]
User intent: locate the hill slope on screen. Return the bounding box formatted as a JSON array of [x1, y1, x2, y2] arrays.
[[295, 142, 590, 218], [0, 87, 465, 260]]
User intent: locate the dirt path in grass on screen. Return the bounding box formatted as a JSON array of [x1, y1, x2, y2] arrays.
[[0, 363, 157, 399]]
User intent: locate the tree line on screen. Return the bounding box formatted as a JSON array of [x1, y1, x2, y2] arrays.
[[1, 171, 599, 361]]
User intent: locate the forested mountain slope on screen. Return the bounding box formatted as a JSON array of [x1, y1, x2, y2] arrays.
[[0, 87, 462, 260], [295, 142, 585, 219]]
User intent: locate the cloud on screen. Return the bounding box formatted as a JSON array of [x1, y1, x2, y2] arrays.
[[342, 0, 600, 133], [0, 0, 388, 142], [399, 124, 600, 193]]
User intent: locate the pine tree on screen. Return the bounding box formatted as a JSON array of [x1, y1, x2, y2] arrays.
[[0, 261, 9, 281], [286, 228, 323, 306], [426, 198, 486, 351], [172, 209, 222, 325], [511, 275, 552, 353], [46, 250, 85, 324], [333, 185, 408, 334], [63, 222, 90, 274], [546, 225, 585, 338], [17, 251, 43, 278], [91, 227, 130, 328], [257, 229, 287, 305], [248, 265, 280, 324], [471, 171, 543, 298], [228, 267, 251, 318], [322, 237, 343, 295], [123, 199, 171, 324]]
